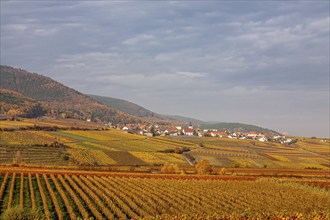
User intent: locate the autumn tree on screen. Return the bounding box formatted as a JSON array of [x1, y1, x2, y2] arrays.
[[218, 167, 227, 175], [22, 104, 47, 118], [161, 164, 180, 174], [195, 159, 213, 175]]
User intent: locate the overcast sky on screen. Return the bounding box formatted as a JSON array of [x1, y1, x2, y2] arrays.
[[1, 1, 329, 137]]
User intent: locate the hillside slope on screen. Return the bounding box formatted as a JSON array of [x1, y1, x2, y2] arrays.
[[162, 114, 279, 135], [200, 122, 280, 136], [87, 93, 279, 135], [0, 66, 141, 124], [87, 94, 184, 125], [0, 89, 48, 118], [88, 94, 157, 118], [164, 115, 205, 125]]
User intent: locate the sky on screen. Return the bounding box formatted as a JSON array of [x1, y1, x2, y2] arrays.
[[1, 1, 329, 137]]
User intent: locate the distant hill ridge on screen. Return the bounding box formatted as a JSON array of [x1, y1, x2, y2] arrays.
[[164, 115, 205, 125], [0, 65, 280, 135], [89, 95, 280, 136], [200, 122, 280, 136], [88, 94, 159, 118], [0, 65, 141, 124]]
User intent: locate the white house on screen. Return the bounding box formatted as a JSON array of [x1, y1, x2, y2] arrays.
[[258, 137, 268, 142], [182, 127, 194, 136], [247, 131, 258, 138]]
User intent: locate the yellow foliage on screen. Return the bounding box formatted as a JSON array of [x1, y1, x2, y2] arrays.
[[1, 171, 330, 219], [195, 159, 213, 175], [219, 167, 227, 175], [161, 164, 180, 174]]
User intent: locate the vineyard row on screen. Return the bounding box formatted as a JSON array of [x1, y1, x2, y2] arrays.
[[0, 172, 329, 219]]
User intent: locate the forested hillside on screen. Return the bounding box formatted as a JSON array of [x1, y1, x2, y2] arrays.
[[0, 66, 141, 124]]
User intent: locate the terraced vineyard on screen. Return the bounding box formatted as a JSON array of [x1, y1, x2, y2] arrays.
[[0, 170, 329, 219], [0, 129, 195, 166], [1, 119, 329, 168], [0, 145, 69, 165], [0, 118, 102, 129], [173, 137, 330, 169], [294, 138, 330, 157], [0, 131, 55, 146]]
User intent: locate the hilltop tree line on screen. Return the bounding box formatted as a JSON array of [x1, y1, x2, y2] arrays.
[[0, 66, 142, 124]]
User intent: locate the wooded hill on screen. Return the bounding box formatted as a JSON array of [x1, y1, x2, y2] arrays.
[[0, 89, 47, 118], [87, 94, 181, 125], [0, 66, 141, 124], [88, 94, 156, 118], [0, 65, 280, 135]]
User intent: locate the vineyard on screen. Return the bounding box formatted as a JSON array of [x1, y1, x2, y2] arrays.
[[0, 145, 69, 166], [172, 136, 330, 169], [0, 118, 103, 129], [1, 118, 329, 169], [0, 129, 196, 166], [0, 169, 329, 219], [1, 55, 329, 220]]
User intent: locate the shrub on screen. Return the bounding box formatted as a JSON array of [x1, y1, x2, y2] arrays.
[[173, 147, 183, 154], [195, 159, 213, 175], [161, 164, 180, 174], [218, 167, 227, 175]]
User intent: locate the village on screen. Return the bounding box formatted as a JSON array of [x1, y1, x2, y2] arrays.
[[110, 123, 294, 145]]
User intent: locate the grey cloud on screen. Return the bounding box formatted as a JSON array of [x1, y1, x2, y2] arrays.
[[122, 34, 156, 45]]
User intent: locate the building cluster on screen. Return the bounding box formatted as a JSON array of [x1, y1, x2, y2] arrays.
[[119, 124, 190, 137], [105, 122, 293, 144]]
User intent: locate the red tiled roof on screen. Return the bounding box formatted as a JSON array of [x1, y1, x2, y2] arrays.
[[213, 132, 228, 136], [183, 128, 194, 133]]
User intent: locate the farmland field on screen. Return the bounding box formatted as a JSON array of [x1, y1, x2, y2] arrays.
[[1, 114, 330, 220], [171, 136, 330, 169], [0, 168, 329, 219], [1, 126, 329, 169], [0, 118, 103, 129], [0, 129, 196, 166]]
